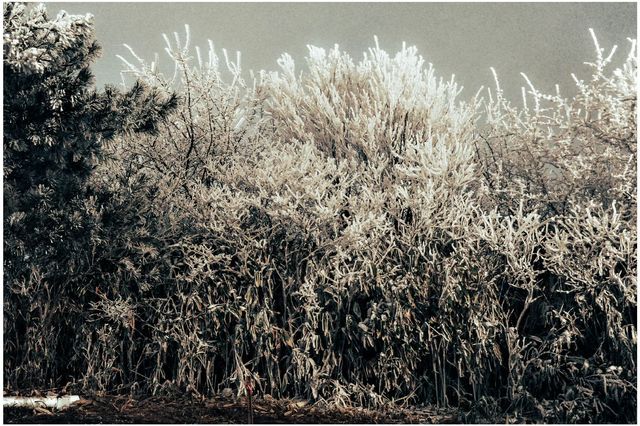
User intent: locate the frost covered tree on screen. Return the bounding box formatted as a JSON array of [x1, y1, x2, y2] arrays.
[[3, 2, 176, 389]]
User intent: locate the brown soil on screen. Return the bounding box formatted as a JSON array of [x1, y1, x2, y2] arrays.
[[3, 395, 461, 424]]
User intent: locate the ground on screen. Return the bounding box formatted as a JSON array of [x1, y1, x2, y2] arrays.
[[4, 395, 462, 424]]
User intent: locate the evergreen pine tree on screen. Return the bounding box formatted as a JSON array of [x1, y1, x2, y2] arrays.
[[3, 2, 177, 389]]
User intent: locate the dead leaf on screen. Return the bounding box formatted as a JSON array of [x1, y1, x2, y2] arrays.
[[33, 407, 52, 416], [76, 399, 94, 407]]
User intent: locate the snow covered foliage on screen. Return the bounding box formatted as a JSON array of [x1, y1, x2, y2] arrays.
[[86, 28, 635, 422], [472, 32, 637, 421], [478, 31, 636, 217], [114, 25, 259, 190], [4, 14, 636, 423]]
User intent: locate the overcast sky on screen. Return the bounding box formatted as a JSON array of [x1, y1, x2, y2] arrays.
[[53, 2, 636, 101]]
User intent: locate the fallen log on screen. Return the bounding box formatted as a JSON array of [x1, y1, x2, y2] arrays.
[[3, 395, 80, 410]]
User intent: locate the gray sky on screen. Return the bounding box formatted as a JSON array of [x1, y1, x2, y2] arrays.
[[53, 2, 636, 101]]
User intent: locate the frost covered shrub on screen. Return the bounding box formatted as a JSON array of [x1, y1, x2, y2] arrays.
[[264, 38, 477, 168], [116, 26, 262, 191], [472, 32, 637, 422], [254, 40, 489, 407], [478, 31, 636, 217], [92, 30, 635, 422], [101, 32, 490, 406]]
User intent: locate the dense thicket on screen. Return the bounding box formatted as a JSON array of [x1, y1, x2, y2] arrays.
[[4, 9, 636, 423]]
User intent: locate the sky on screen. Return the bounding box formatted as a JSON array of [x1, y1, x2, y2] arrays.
[[52, 2, 637, 102]]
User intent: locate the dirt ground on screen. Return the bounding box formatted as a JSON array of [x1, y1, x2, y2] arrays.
[[4, 395, 461, 424]]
